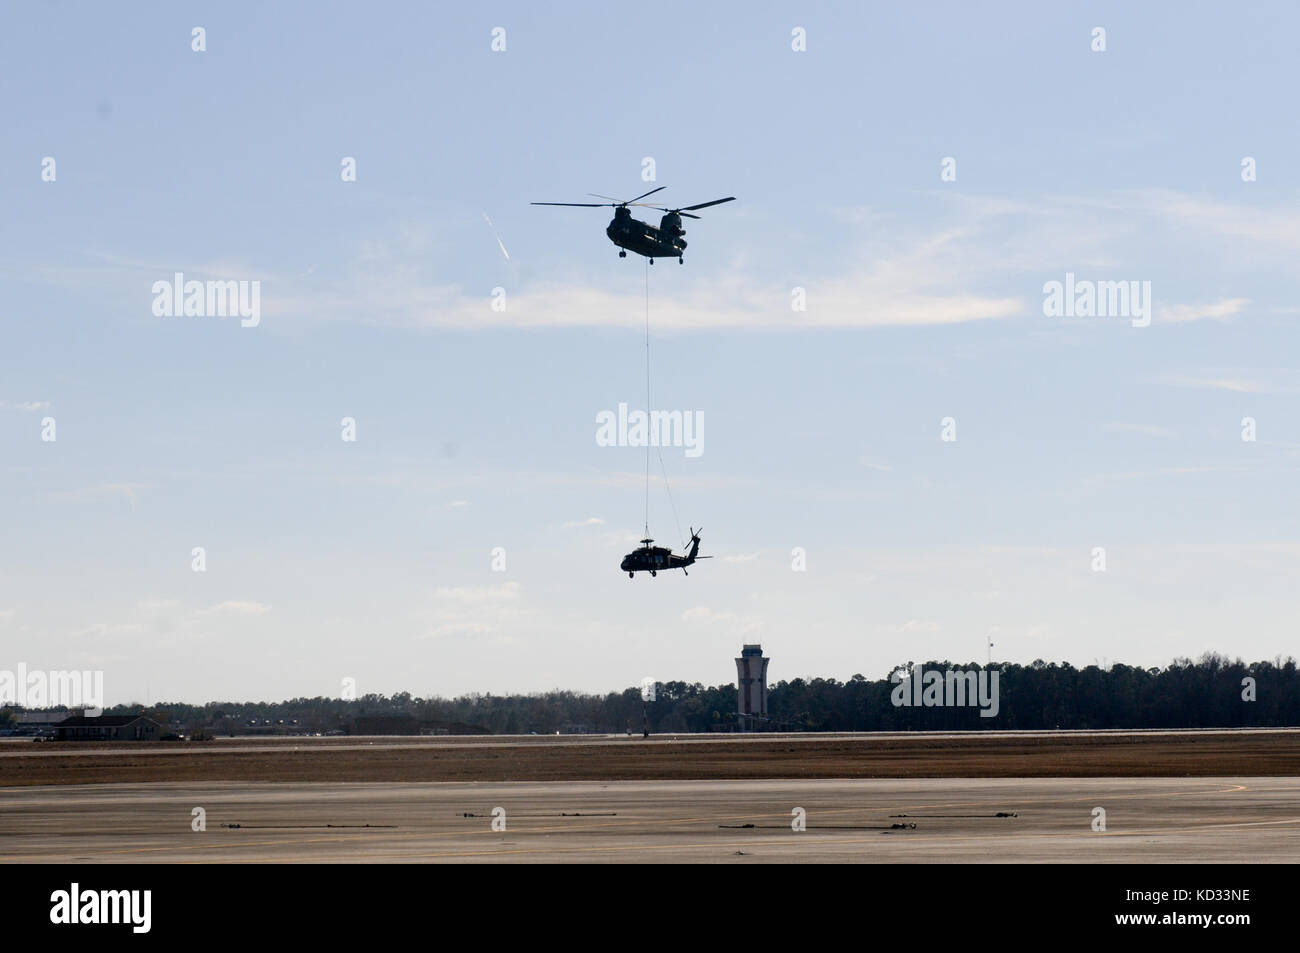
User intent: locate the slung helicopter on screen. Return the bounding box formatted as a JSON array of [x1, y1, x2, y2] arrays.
[[532, 187, 735, 263], [620, 527, 711, 578]]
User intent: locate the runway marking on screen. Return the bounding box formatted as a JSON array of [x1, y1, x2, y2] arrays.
[[1091, 816, 1300, 838]]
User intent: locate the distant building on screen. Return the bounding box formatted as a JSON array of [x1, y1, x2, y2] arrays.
[[2, 711, 67, 737], [351, 714, 421, 735], [425, 721, 491, 736], [56, 715, 161, 742], [735, 644, 769, 731]]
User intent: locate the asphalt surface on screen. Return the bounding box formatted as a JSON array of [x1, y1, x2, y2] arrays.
[[3, 777, 1297, 863]]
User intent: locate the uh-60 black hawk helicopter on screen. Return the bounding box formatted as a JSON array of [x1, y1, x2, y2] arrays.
[[621, 527, 711, 578], [532, 187, 735, 264]]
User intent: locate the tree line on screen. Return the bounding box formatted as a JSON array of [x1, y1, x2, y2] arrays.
[[6, 652, 1291, 735]]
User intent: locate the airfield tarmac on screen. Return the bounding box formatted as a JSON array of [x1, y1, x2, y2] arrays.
[[2, 777, 1298, 863], [1, 730, 1298, 862]]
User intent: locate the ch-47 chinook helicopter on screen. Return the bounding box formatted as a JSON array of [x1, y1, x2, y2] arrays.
[[621, 527, 711, 578], [532, 187, 735, 263]]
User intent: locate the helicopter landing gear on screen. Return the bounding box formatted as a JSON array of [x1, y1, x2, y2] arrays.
[[649, 258, 655, 265], [619, 250, 626, 258], [628, 572, 634, 579], [678, 256, 684, 264], [650, 569, 657, 577]]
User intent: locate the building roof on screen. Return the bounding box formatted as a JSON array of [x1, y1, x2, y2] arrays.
[[58, 715, 156, 728]]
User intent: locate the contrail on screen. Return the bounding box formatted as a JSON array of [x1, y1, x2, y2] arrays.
[[482, 212, 510, 261]]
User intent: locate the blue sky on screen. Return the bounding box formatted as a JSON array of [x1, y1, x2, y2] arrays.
[[3, 2, 1298, 705]]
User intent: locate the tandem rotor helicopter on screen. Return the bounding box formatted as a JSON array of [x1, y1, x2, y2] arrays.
[[531, 187, 735, 264], [621, 527, 711, 578]]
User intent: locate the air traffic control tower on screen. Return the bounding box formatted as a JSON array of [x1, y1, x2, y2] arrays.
[[735, 644, 769, 732]]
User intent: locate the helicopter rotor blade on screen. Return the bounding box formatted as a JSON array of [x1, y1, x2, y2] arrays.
[[533, 192, 731, 213], [678, 196, 735, 212], [624, 186, 666, 205], [642, 206, 702, 218]]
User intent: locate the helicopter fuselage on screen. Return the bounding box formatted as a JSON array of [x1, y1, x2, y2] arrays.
[[620, 534, 704, 577], [621, 545, 683, 575], [606, 208, 687, 261]]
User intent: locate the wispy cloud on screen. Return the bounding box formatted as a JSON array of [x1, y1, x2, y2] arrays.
[[897, 619, 942, 634], [416, 582, 533, 641], [426, 621, 494, 638], [75, 622, 147, 638], [1157, 375, 1275, 394], [1131, 190, 1300, 251], [1083, 464, 1252, 485], [257, 213, 1026, 331], [269, 190, 1293, 332], [430, 582, 521, 605], [1159, 297, 1250, 323], [40, 188, 1291, 336], [562, 517, 605, 529], [202, 601, 273, 615]]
